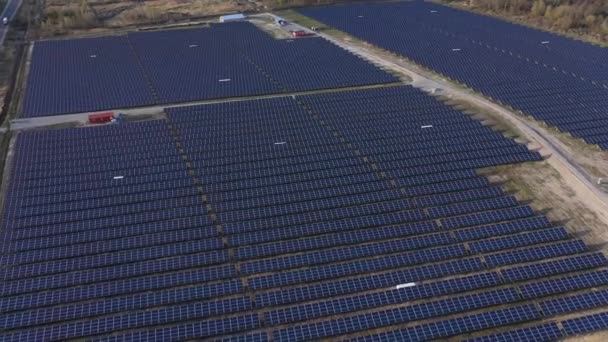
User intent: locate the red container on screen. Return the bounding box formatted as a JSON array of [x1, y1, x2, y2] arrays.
[[89, 112, 114, 124], [291, 30, 311, 38]]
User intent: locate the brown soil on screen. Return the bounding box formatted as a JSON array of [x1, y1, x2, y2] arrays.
[[39, 0, 259, 37], [567, 331, 608, 342], [481, 161, 608, 252], [0, 44, 17, 112]]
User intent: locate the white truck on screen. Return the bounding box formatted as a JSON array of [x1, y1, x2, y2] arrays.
[[2, 17, 8, 25]]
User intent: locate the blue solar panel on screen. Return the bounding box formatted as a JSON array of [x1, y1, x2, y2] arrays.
[[520, 270, 608, 299], [299, 2, 608, 149], [264, 272, 500, 326], [255, 258, 484, 307], [346, 304, 540, 342], [441, 206, 536, 229], [562, 311, 608, 336], [1, 296, 251, 333], [0, 263, 236, 297], [248, 244, 467, 290], [1, 233, 223, 266], [415, 186, 504, 208], [484, 240, 587, 267], [234, 221, 440, 260], [23, 22, 396, 117], [454, 216, 552, 241], [540, 289, 608, 316], [213, 332, 269, 342], [463, 323, 563, 342], [2, 84, 599, 341], [273, 288, 519, 340], [80, 314, 259, 342], [468, 227, 569, 254], [227, 210, 428, 246], [501, 253, 607, 283], [2, 216, 217, 251], [221, 198, 416, 233], [427, 196, 518, 218], [22, 36, 156, 117], [240, 232, 452, 274]]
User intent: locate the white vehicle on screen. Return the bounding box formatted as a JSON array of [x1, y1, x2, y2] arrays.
[[2, 17, 8, 25]]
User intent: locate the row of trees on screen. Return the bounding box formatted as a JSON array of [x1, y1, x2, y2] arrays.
[[456, 0, 608, 36]]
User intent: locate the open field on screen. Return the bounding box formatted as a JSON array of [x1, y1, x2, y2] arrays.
[[36, 0, 364, 38], [1, 1, 608, 341], [38, 0, 259, 37]]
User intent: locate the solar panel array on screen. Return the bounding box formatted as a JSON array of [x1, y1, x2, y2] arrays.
[[3, 85, 608, 340], [22, 21, 397, 117], [299, 1, 608, 150], [22, 36, 156, 116]]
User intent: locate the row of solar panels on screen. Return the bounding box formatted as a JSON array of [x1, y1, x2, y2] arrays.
[[22, 22, 397, 117], [1, 250, 607, 340], [299, 1, 608, 150], [0, 229, 587, 294], [6, 268, 608, 342], [0, 246, 603, 320], [1, 86, 604, 341]]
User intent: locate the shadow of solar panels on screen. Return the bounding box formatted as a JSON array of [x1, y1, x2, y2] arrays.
[[299, 2, 608, 150], [21, 22, 398, 117], [1, 86, 606, 341]]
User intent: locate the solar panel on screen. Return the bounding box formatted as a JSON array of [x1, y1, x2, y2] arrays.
[[1, 85, 600, 341], [264, 272, 500, 326], [520, 270, 608, 299], [1, 296, 251, 333], [346, 304, 540, 342], [484, 240, 587, 267], [23, 22, 397, 117], [213, 332, 269, 342], [248, 244, 467, 290], [273, 288, 519, 340], [255, 258, 484, 307], [463, 323, 563, 342], [501, 253, 607, 283], [299, 2, 608, 149], [468, 227, 569, 254], [540, 289, 608, 316], [562, 311, 608, 336]]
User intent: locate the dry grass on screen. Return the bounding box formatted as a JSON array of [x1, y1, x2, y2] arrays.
[[480, 161, 608, 252], [38, 0, 259, 37], [437, 0, 608, 47], [566, 330, 608, 342], [36, 0, 365, 37], [0, 41, 18, 117], [541, 123, 608, 180], [106, 0, 252, 27]]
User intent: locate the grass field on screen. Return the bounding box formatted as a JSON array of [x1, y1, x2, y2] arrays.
[[38, 0, 259, 36]]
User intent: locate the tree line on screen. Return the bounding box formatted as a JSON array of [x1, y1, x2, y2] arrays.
[[448, 0, 608, 38]]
